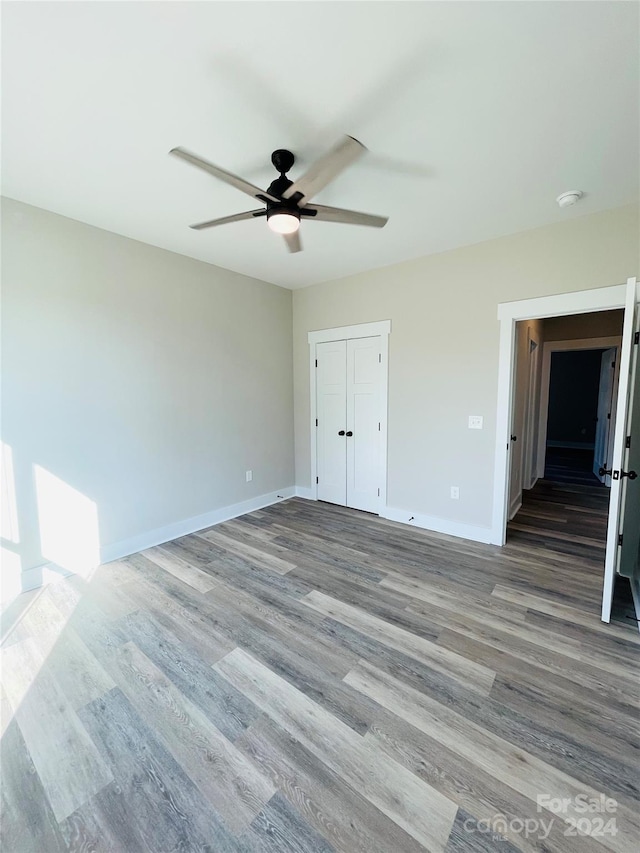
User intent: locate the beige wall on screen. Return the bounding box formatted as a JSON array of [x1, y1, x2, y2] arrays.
[[2, 198, 294, 583], [293, 204, 639, 533], [543, 309, 624, 341]]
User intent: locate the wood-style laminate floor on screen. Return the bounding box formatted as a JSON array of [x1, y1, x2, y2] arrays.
[[508, 477, 609, 564], [543, 448, 602, 487], [2, 497, 639, 853]]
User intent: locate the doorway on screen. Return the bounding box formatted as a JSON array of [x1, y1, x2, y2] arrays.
[[493, 279, 640, 625], [547, 349, 608, 483], [538, 338, 622, 487], [507, 323, 622, 575]]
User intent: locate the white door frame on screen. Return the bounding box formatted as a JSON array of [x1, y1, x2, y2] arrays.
[[536, 336, 622, 481], [492, 283, 632, 546], [309, 320, 391, 510]]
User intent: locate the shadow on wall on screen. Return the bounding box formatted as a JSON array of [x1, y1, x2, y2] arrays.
[[1, 440, 101, 606]]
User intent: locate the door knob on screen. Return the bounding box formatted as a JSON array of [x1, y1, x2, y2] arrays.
[[338, 430, 345, 436], [346, 431, 353, 437], [599, 466, 612, 477], [621, 470, 638, 480], [510, 435, 517, 442]]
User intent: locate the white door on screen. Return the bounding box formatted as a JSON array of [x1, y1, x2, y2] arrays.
[[617, 333, 640, 580], [316, 340, 347, 506], [593, 347, 617, 485], [602, 277, 639, 622], [346, 336, 381, 513]]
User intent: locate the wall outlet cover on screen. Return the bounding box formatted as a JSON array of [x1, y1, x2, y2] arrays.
[[245, 470, 253, 482], [468, 415, 483, 430], [450, 486, 460, 500]]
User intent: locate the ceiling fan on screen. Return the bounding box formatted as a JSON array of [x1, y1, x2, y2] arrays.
[[169, 135, 388, 253]]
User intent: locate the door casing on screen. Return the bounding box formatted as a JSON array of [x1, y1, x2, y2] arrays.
[[492, 281, 637, 547]]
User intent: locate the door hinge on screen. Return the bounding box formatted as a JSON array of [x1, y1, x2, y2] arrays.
[[315, 418, 318, 427], [618, 533, 623, 547], [378, 422, 381, 431], [377, 488, 380, 497], [626, 435, 631, 449], [634, 331, 639, 345], [378, 353, 381, 363], [315, 358, 318, 367], [611, 361, 615, 369], [316, 476, 319, 484]]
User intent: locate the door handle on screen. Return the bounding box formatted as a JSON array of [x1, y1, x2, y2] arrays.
[[510, 435, 517, 442], [621, 470, 638, 480], [599, 466, 612, 477], [346, 431, 353, 437], [338, 430, 345, 436]]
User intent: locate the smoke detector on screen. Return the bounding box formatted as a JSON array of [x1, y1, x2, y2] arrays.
[[556, 190, 583, 208]]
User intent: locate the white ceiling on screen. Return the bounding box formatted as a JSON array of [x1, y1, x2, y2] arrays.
[[2, 1, 638, 289]]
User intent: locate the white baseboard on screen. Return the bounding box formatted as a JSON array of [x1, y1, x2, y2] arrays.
[[101, 486, 296, 563], [509, 495, 523, 521], [630, 576, 640, 635], [294, 486, 315, 500], [381, 506, 493, 545], [18, 563, 74, 594], [16, 487, 296, 595]]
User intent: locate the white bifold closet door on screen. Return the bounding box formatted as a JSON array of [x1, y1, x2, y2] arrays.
[[316, 336, 381, 514], [316, 340, 348, 506]]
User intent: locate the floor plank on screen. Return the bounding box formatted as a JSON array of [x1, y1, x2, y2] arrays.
[[1, 637, 113, 822], [345, 660, 639, 853], [301, 589, 496, 695], [215, 647, 458, 852]]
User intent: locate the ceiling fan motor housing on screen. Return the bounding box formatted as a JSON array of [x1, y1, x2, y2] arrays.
[[266, 161, 304, 222], [266, 174, 294, 201], [267, 149, 304, 214]]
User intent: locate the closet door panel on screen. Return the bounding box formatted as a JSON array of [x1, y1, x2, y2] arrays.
[[346, 336, 381, 513], [316, 340, 347, 505]]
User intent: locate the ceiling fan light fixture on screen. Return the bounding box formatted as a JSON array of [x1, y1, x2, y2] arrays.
[[267, 209, 300, 234]]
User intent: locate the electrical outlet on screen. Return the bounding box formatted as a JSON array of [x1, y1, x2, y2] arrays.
[[245, 470, 253, 482], [450, 486, 460, 500], [468, 415, 483, 430]]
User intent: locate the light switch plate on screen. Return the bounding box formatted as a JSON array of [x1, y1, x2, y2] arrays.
[[246, 470, 253, 482], [468, 415, 483, 430]]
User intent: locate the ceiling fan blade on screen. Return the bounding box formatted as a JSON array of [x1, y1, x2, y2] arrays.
[[283, 230, 302, 253], [189, 209, 266, 231], [170, 147, 279, 203], [282, 135, 366, 206], [304, 203, 388, 228]]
